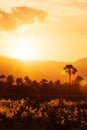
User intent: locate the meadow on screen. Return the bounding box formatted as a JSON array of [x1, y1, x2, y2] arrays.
[[0, 96, 87, 130]]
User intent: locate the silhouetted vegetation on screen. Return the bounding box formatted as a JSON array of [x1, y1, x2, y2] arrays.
[[0, 64, 87, 130], [0, 97, 87, 130], [63, 64, 77, 85], [0, 69, 86, 99]]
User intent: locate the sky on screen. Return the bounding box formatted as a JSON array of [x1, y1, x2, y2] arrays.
[[0, 0, 87, 62]]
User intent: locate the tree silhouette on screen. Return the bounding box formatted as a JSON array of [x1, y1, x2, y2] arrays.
[[55, 80, 61, 87], [0, 74, 6, 82], [6, 75, 14, 86], [16, 78, 23, 86], [24, 76, 31, 86], [63, 64, 77, 85], [40, 79, 48, 87], [63, 65, 77, 96], [74, 75, 84, 86]]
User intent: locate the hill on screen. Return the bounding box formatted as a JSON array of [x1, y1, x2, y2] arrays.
[[0, 56, 87, 82]]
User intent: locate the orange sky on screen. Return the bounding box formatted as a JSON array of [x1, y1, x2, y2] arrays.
[[0, 0, 87, 62]]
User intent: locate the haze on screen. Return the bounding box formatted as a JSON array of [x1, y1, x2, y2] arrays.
[[0, 0, 87, 61]]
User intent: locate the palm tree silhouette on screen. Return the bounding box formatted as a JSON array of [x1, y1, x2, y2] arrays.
[[63, 64, 77, 96], [63, 64, 77, 85]]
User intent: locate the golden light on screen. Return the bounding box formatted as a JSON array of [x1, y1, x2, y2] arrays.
[[12, 37, 37, 61], [79, 80, 87, 87], [61, 69, 67, 76]]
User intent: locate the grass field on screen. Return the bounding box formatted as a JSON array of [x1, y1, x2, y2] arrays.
[[0, 96, 87, 130]]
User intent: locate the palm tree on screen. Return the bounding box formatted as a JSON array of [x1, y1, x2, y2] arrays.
[[63, 64, 77, 96], [63, 64, 77, 85]]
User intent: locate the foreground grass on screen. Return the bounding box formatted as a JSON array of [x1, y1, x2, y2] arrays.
[[0, 97, 87, 130]]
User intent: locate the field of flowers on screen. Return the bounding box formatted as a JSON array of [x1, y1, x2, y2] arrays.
[[0, 97, 87, 130]]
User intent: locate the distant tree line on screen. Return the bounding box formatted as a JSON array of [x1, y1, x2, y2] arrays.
[[0, 64, 87, 98]]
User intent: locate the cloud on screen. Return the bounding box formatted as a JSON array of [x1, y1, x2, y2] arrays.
[[50, 13, 87, 35], [0, 0, 87, 34], [42, 0, 87, 34], [0, 6, 48, 30], [0, 10, 16, 30], [35, 0, 87, 23], [77, 0, 87, 3]]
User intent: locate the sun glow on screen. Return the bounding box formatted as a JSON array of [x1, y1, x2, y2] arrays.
[[12, 37, 37, 61]]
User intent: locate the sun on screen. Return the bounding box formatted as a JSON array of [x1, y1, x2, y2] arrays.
[[13, 44, 34, 60], [12, 38, 37, 61]]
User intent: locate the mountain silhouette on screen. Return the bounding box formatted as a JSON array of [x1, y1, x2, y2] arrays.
[[0, 56, 87, 82]]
